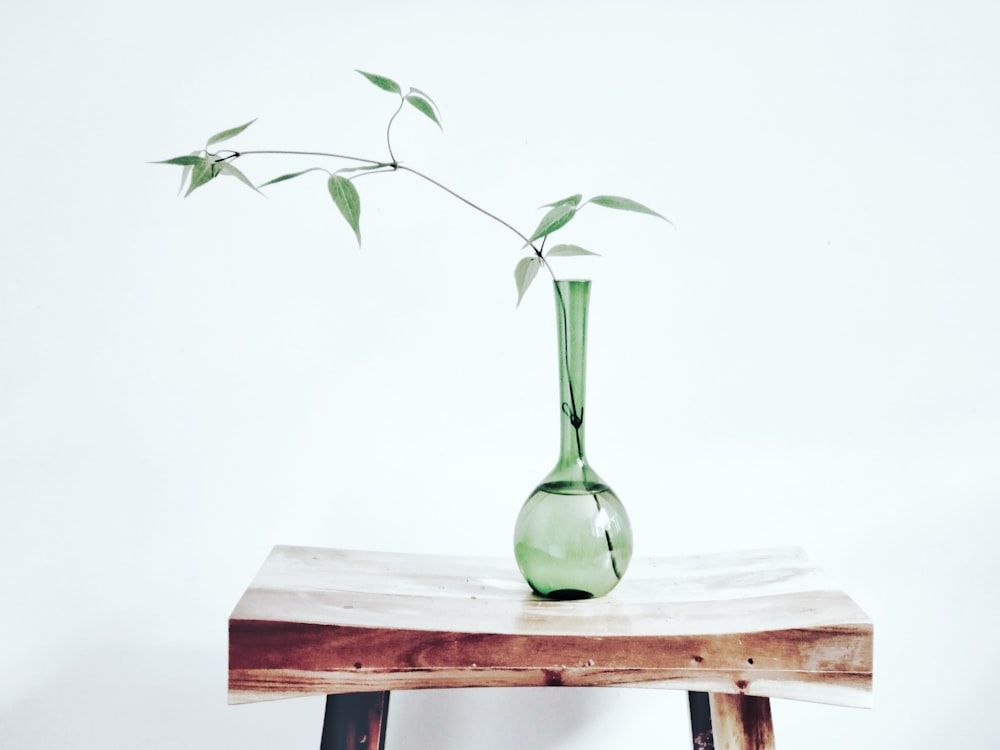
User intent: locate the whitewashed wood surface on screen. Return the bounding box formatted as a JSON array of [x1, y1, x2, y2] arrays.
[[230, 545, 872, 708]]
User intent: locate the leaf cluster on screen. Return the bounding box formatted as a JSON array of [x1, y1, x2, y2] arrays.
[[152, 70, 671, 305], [514, 193, 671, 304], [153, 119, 260, 197], [355, 70, 443, 130]]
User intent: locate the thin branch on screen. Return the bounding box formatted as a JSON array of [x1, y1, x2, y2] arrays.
[[384, 97, 406, 164], [226, 149, 386, 166], [395, 164, 543, 254], [213, 150, 558, 279]]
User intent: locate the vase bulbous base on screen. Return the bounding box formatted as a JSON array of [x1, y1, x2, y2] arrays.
[[514, 479, 633, 599]]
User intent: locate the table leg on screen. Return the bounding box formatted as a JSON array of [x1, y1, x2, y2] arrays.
[[688, 691, 714, 749], [708, 692, 775, 750], [319, 692, 390, 750]]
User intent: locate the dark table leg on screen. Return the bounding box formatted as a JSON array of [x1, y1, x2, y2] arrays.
[[320, 692, 390, 750], [689, 691, 714, 749]]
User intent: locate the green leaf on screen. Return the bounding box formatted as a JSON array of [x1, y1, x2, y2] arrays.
[[258, 167, 325, 188], [149, 152, 204, 195], [356, 70, 401, 95], [328, 174, 362, 245], [585, 195, 671, 223], [179, 151, 202, 196], [514, 256, 542, 307], [152, 154, 206, 166], [408, 86, 440, 116], [206, 118, 256, 148], [545, 244, 600, 257], [217, 162, 263, 194], [404, 94, 442, 129], [541, 194, 582, 209], [527, 203, 577, 244], [184, 158, 217, 197]]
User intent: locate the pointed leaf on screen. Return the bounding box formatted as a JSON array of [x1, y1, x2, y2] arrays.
[[206, 118, 256, 147], [177, 151, 202, 195], [514, 256, 542, 306], [152, 154, 206, 166], [328, 174, 362, 245], [408, 86, 440, 116], [404, 94, 442, 129], [585, 195, 671, 222], [217, 162, 263, 194], [527, 203, 577, 244], [545, 244, 601, 257], [541, 194, 582, 209], [184, 158, 217, 197], [148, 152, 204, 196], [258, 167, 325, 188], [356, 70, 401, 95]]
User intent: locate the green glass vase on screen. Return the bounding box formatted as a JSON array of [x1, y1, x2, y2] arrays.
[[514, 279, 633, 599]]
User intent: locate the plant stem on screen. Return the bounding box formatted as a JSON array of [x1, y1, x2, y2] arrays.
[[216, 150, 553, 273], [226, 149, 386, 166], [385, 98, 405, 164], [395, 165, 543, 258]]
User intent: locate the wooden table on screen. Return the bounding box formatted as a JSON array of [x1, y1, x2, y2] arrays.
[[229, 546, 872, 749]]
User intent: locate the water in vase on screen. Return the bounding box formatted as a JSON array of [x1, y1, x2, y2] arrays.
[[513, 279, 633, 599], [515, 479, 632, 599]]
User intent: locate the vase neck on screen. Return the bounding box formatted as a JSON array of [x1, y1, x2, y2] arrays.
[[553, 279, 591, 470]]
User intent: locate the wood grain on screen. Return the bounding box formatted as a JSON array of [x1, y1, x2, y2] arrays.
[[229, 546, 872, 708]]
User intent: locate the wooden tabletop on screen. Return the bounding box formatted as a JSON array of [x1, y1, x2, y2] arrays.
[[229, 545, 872, 708]]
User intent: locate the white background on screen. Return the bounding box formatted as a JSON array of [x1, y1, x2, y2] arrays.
[[2, 1, 998, 748]]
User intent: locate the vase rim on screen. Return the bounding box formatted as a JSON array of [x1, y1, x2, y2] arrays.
[[554, 278, 592, 284]]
